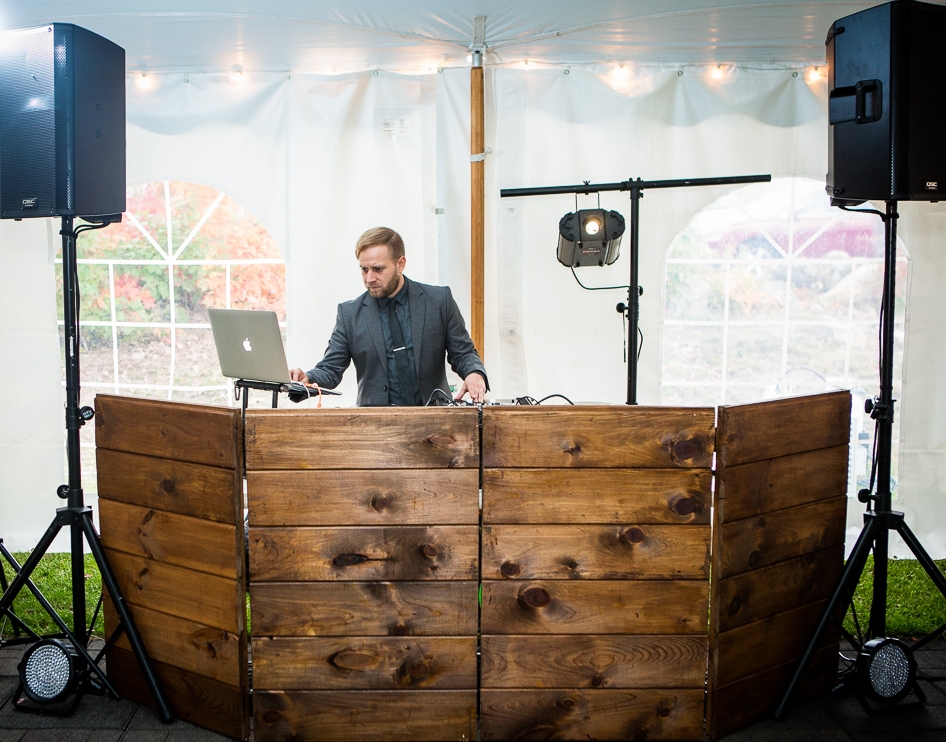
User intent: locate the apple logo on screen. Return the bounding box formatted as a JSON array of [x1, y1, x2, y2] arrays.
[[243, 337, 253, 352]]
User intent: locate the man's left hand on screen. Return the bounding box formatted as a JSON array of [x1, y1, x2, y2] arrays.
[[456, 372, 487, 404]]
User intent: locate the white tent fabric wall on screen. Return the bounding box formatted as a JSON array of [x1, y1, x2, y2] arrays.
[[0, 59, 944, 557]]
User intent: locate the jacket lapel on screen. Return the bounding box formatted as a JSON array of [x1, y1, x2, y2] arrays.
[[407, 278, 426, 373], [361, 292, 387, 369]]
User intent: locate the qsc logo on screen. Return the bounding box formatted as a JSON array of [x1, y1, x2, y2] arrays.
[[925, 181, 939, 191]]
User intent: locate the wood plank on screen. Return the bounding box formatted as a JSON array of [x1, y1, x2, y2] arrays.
[[483, 468, 711, 525], [482, 524, 709, 580], [253, 690, 477, 742], [96, 448, 242, 524], [103, 600, 244, 685], [94, 394, 242, 469], [99, 500, 242, 580], [249, 526, 479, 582], [249, 581, 478, 637], [708, 644, 838, 739], [247, 469, 479, 526], [714, 600, 840, 688], [718, 497, 848, 579], [715, 547, 845, 633], [244, 407, 480, 470], [482, 406, 715, 469], [104, 549, 243, 632], [717, 445, 849, 521], [481, 634, 707, 689], [716, 390, 851, 468], [480, 688, 705, 742], [481, 580, 708, 635], [105, 645, 249, 741], [252, 636, 477, 690]]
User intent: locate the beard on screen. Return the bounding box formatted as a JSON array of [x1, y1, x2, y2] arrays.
[[368, 271, 402, 298]]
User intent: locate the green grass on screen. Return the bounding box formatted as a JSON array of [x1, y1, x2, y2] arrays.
[[1, 552, 105, 639], [843, 555, 946, 640], [3, 552, 945, 643]]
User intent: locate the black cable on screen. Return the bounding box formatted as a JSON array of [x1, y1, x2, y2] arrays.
[[536, 394, 575, 405], [424, 388, 456, 407], [569, 265, 629, 291]]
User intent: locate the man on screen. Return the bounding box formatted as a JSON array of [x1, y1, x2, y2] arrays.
[[290, 227, 488, 405]]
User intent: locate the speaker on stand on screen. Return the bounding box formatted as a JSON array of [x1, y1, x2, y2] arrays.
[[778, 0, 946, 718], [0, 23, 171, 720]]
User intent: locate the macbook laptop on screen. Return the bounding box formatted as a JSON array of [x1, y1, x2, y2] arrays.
[[209, 308, 293, 385]]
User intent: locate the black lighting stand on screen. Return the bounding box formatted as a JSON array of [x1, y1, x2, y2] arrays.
[[0, 216, 172, 722], [776, 201, 946, 718], [501, 173, 771, 404]]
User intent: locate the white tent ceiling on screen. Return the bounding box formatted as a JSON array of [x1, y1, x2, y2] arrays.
[[0, 1, 913, 74]]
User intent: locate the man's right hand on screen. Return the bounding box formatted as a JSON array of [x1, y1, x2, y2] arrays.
[[289, 368, 308, 382]]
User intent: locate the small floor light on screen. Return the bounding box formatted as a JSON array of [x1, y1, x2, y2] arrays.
[[18, 638, 80, 705], [557, 208, 625, 267], [856, 637, 917, 705]]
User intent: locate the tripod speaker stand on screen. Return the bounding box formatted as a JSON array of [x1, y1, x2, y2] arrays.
[[775, 200, 946, 717], [0, 216, 172, 721]]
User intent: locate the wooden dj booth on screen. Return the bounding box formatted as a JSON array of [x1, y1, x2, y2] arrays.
[[93, 391, 850, 741]]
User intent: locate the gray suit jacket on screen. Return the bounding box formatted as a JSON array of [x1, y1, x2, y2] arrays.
[[305, 277, 488, 406]]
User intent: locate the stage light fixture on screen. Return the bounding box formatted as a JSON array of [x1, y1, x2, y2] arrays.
[[856, 637, 917, 704], [18, 639, 80, 704], [557, 208, 625, 267]]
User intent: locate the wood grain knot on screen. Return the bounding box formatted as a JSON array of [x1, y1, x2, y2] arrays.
[[748, 549, 762, 568], [659, 706, 671, 718], [261, 710, 284, 724], [370, 494, 391, 511], [558, 696, 577, 710], [622, 527, 646, 544], [500, 561, 521, 578], [562, 443, 582, 456], [330, 650, 379, 671], [420, 543, 440, 560], [591, 674, 604, 688], [566, 560, 579, 571], [333, 553, 369, 567], [160, 478, 175, 494], [425, 434, 456, 447], [669, 493, 700, 516], [518, 586, 551, 609], [671, 437, 703, 462], [409, 662, 431, 679], [728, 596, 742, 616]]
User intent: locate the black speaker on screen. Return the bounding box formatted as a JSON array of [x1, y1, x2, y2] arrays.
[[0, 24, 125, 220], [826, 0, 946, 204]]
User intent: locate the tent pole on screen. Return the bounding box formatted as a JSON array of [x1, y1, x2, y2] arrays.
[[470, 32, 486, 358]]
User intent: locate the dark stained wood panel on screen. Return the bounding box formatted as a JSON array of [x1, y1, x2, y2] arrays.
[[104, 600, 243, 685], [250, 581, 478, 637], [716, 547, 845, 633], [483, 467, 711, 525], [94, 394, 242, 469], [253, 636, 477, 690], [481, 580, 709, 635], [481, 406, 715, 469], [481, 634, 707, 689], [104, 548, 243, 633], [105, 646, 249, 741], [716, 444, 849, 522], [250, 525, 479, 582], [482, 524, 709, 580], [716, 390, 851, 468], [248, 468, 479, 526], [480, 688, 705, 742], [97, 448, 243, 524], [718, 496, 848, 579], [253, 690, 478, 742], [99, 499, 242, 579], [244, 407, 480, 470]]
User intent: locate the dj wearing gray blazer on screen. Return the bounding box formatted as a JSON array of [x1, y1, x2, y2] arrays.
[[290, 227, 488, 406]]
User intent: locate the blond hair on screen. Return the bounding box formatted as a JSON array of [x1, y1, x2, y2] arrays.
[[354, 227, 404, 260]]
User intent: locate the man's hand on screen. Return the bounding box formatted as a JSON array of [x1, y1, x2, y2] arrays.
[[289, 368, 309, 383], [456, 372, 487, 404]]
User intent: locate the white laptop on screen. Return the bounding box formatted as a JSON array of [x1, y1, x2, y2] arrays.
[[208, 308, 293, 385]]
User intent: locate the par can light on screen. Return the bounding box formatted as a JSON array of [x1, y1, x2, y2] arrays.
[[856, 636, 917, 705], [18, 638, 80, 704]]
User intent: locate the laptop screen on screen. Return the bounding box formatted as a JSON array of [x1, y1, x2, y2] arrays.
[[208, 308, 292, 384]]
